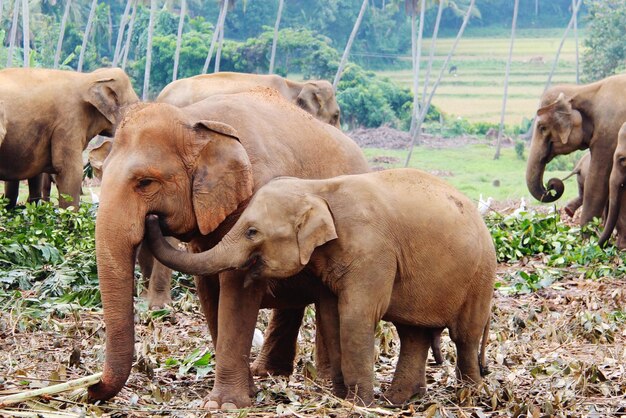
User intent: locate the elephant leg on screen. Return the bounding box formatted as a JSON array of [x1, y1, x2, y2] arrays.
[[27, 174, 43, 204], [194, 273, 220, 348], [204, 270, 264, 409], [316, 288, 345, 398], [383, 325, 431, 405], [250, 307, 304, 377], [449, 302, 489, 385], [430, 328, 444, 365], [564, 177, 584, 217], [580, 153, 612, 225], [41, 173, 53, 202], [138, 237, 176, 309], [3, 180, 19, 208], [314, 305, 333, 379]]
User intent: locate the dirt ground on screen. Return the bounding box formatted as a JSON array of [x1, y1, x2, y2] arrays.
[[1, 129, 624, 417]]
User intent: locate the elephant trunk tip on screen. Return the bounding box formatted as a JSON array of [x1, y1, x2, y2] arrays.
[[539, 178, 565, 203], [87, 376, 126, 402]]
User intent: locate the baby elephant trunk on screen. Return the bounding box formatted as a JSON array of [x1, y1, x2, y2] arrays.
[[144, 215, 234, 276]]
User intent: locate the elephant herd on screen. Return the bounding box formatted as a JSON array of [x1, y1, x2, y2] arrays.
[[0, 67, 624, 410]]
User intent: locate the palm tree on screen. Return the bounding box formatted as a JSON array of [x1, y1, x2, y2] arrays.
[[77, 0, 98, 72], [202, 0, 229, 74], [54, 0, 73, 68], [6, 0, 20, 67], [543, 0, 582, 94], [213, 0, 228, 72], [408, 0, 425, 137], [494, 0, 519, 160], [143, 0, 158, 100], [405, 0, 475, 167], [121, 0, 138, 70], [172, 0, 186, 80], [268, 0, 284, 74], [112, 0, 132, 67], [333, 0, 368, 89], [21, 0, 29, 67]]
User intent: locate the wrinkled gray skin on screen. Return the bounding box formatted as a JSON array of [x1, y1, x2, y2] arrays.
[[145, 169, 495, 406], [599, 123, 626, 249], [0, 67, 138, 208]]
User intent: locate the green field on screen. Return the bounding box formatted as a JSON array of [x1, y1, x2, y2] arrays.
[[377, 31, 581, 125], [363, 143, 578, 206]]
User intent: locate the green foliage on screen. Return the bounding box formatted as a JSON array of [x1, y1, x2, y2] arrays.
[[0, 200, 99, 309], [582, 0, 626, 82], [515, 139, 525, 160], [487, 211, 626, 294]]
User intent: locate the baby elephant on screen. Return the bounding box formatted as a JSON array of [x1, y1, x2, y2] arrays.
[[145, 168, 495, 406]]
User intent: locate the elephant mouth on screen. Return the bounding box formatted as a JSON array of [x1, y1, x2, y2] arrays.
[[241, 253, 263, 271]]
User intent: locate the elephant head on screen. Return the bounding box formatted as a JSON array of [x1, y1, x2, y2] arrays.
[[88, 103, 254, 401], [145, 179, 338, 280], [526, 92, 589, 203], [297, 80, 341, 129], [599, 123, 626, 248], [85, 68, 139, 136]]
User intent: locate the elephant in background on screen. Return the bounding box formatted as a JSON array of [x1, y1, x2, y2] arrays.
[[87, 89, 370, 408], [599, 123, 626, 249], [562, 152, 590, 218], [526, 75, 626, 228], [0, 67, 139, 208], [145, 168, 495, 406], [157, 72, 341, 128]]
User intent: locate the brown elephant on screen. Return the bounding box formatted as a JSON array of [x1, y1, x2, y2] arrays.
[[87, 88, 370, 408], [0, 67, 139, 208], [145, 168, 495, 406], [526, 75, 626, 228], [562, 152, 590, 218], [599, 123, 626, 249], [156, 72, 341, 128]]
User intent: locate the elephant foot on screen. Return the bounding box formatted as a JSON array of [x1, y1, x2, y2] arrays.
[[145, 291, 172, 309], [382, 385, 426, 406], [250, 357, 293, 377], [202, 384, 255, 410], [564, 206, 576, 218]]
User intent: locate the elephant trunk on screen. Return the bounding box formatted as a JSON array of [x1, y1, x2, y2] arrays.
[[525, 153, 565, 203], [88, 201, 142, 401], [145, 215, 237, 276], [599, 180, 623, 248]]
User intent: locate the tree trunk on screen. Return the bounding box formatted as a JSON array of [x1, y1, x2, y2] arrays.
[[268, 0, 284, 74], [542, 0, 582, 94], [54, 0, 72, 68], [409, 0, 425, 138], [78, 0, 98, 72], [21, 0, 29, 67], [202, 0, 227, 74], [214, 0, 228, 72], [535, 0, 538, 17], [421, 0, 444, 107], [112, 0, 132, 67], [121, 0, 138, 71], [143, 0, 158, 100], [172, 0, 186, 81], [494, 0, 519, 160], [333, 0, 368, 89], [405, 0, 475, 167], [6, 0, 20, 67], [572, 0, 579, 84]]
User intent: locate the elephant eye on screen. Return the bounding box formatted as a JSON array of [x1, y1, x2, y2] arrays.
[[245, 227, 258, 240], [138, 178, 154, 188]]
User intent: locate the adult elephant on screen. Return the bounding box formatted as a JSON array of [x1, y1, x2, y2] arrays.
[[526, 75, 626, 226], [0, 67, 139, 208], [157, 72, 341, 128], [87, 89, 370, 408], [599, 123, 626, 249]]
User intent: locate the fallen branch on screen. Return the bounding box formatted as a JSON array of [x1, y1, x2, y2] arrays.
[[0, 372, 102, 407], [0, 409, 82, 418]]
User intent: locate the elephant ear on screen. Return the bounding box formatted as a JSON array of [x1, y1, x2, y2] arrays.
[[88, 139, 114, 181], [296, 194, 338, 265], [190, 121, 254, 236], [86, 78, 120, 126], [296, 83, 322, 116]]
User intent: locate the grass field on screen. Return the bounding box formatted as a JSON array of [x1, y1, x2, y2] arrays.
[[376, 31, 582, 125], [363, 142, 579, 206]]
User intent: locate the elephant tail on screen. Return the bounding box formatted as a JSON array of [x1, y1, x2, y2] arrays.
[[479, 313, 491, 376]]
